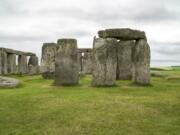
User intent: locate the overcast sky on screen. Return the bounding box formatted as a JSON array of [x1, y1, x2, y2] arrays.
[[0, 0, 180, 66]]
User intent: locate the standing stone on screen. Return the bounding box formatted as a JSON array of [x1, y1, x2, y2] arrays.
[[77, 52, 82, 72], [7, 53, 16, 74], [18, 55, 28, 74], [41, 43, 56, 79], [0, 49, 8, 75], [54, 39, 79, 85], [28, 55, 39, 74], [117, 40, 135, 80], [132, 39, 150, 85], [82, 52, 93, 74], [92, 38, 117, 86]]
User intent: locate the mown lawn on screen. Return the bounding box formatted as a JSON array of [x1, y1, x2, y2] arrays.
[[0, 69, 180, 135]]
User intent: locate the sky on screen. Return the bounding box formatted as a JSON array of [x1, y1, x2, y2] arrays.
[[0, 0, 180, 66]]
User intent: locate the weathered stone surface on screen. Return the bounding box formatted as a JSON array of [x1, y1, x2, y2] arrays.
[[0, 49, 8, 75], [54, 39, 79, 85], [40, 43, 56, 79], [28, 56, 39, 74], [7, 53, 16, 74], [82, 52, 93, 74], [18, 55, 28, 74], [77, 53, 82, 72], [98, 28, 146, 40], [132, 39, 150, 85], [117, 40, 135, 80], [0, 76, 19, 88], [92, 38, 117, 86]]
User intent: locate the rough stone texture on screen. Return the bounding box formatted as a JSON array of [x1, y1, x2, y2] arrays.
[[41, 43, 56, 79], [82, 52, 93, 74], [0, 49, 8, 75], [28, 56, 39, 74], [92, 38, 117, 86], [132, 39, 150, 85], [0, 76, 19, 88], [117, 40, 135, 80], [7, 53, 16, 74], [18, 55, 28, 74], [98, 28, 146, 40], [54, 39, 79, 85], [77, 53, 82, 72]]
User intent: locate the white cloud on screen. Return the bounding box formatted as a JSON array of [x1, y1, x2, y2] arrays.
[[0, 0, 180, 66]]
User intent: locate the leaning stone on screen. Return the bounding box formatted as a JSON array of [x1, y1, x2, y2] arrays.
[[117, 40, 135, 80], [92, 38, 117, 86], [98, 28, 146, 40], [0, 76, 19, 88], [54, 39, 79, 85], [132, 39, 151, 85], [40, 43, 56, 79]]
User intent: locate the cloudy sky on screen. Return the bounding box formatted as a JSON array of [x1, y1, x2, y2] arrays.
[[0, 0, 180, 66]]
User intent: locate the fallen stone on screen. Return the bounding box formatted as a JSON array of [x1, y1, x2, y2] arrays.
[[0, 76, 19, 88], [98, 28, 146, 40], [151, 71, 165, 77], [92, 38, 117, 86], [54, 39, 79, 85]]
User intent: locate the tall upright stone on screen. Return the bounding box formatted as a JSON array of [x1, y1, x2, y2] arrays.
[[92, 38, 117, 86], [117, 40, 135, 80], [132, 39, 150, 85], [41, 43, 56, 79], [28, 55, 39, 74], [18, 55, 28, 74], [82, 52, 93, 74], [54, 39, 79, 86], [7, 53, 16, 74], [77, 52, 82, 72], [0, 49, 8, 75]]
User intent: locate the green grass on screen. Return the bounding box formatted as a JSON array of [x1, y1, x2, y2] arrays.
[[0, 70, 180, 135]]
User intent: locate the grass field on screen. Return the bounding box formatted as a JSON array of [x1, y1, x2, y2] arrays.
[[0, 69, 180, 135]]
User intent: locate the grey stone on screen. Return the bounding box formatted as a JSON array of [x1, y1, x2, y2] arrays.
[[0, 49, 8, 75], [77, 53, 82, 72], [28, 56, 39, 74], [7, 53, 16, 74], [18, 55, 28, 74], [92, 38, 117, 86], [0, 76, 19, 88], [42, 71, 54, 79], [151, 71, 165, 77], [117, 40, 135, 80], [98, 28, 146, 40], [82, 52, 93, 74], [40, 43, 56, 79], [132, 39, 150, 85], [54, 39, 79, 85]]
